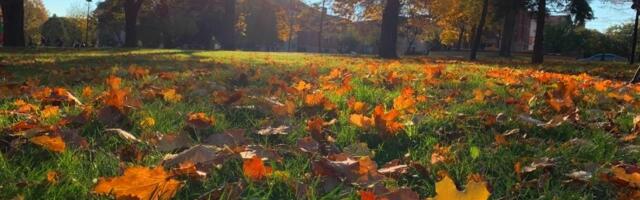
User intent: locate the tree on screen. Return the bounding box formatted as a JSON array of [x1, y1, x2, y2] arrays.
[[429, 0, 480, 50], [469, 0, 490, 60], [124, 0, 145, 47], [1, 0, 25, 47], [24, 0, 48, 45], [531, 0, 593, 64], [531, 0, 546, 64], [219, 0, 236, 50], [379, 0, 400, 58], [41, 15, 83, 46], [494, 0, 525, 57]]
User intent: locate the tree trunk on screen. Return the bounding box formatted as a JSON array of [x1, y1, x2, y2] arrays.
[[220, 0, 236, 50], [499, 2, 518, 57], [630, 9, 639, 65], [470, 0, 490, 60], [532, 0, 546, 64], [456, 25, 465, 51], [1, 0, 25, 47], [379, 0, 400, 59], [318, 0, 326, 53], [124, 0, 143, 48]]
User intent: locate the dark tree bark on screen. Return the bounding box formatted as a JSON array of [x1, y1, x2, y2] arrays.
[[1, 0, 25, 47], [532, 0, 546, 64], [456, 25, 465, 51], [318, 0, 326, 53], [220, 0, 236, 50], [157, 0, 174, 48], [499, 2, 518, 57], [379, 0, 400, 59], [124, 0, 144, 48], [470, 0, 490, 60]]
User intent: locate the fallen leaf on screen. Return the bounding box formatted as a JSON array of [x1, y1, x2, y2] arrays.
[[243, 156, 273, 181], [256, 126, 289, 136], [93, 166, 182, 200], [105, 128, 141, 143], [432, 171, 491, 200], [30, 135, 65, 153]]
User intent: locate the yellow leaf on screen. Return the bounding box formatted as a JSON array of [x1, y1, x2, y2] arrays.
[[162, 89, 183, 103], [433, 172, 490, 200], [139, 117, 156, 129]]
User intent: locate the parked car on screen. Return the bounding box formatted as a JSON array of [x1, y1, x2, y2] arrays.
[[578, 53, 627, 62]]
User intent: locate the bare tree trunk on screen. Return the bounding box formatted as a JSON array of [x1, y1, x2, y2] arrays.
[[500, 1, 518, 57], [379, 0, 400, 59], [220, 0, 236, 50], [318, 0, 326, 53], [124, 0, 144, 48], [532, 0, 546, 64], [1, 0, 25, 47], [470, 0, 490, 60]]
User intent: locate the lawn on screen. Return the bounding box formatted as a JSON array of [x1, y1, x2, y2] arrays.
[[1, 49, 640, 199]]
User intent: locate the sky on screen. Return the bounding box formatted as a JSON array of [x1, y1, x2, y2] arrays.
[[43, 0, 635, 32]]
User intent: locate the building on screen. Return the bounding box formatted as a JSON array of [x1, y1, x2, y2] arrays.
[[512, 11, 572, 52]]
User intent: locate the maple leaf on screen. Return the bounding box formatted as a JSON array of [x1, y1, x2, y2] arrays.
[[372, 105, 404, 135], [243, 156, 273, 181], [93, 166, 182, 200], [431, 171, 491, 200], [304, 92, 326, 107], [30, 135, 66, 153], [393, 87, 417, 113], [106, 75, 122, 90], [161, 88, 183, 103]]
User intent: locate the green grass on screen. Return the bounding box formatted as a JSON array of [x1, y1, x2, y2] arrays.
[[1, 49, 639, 199]]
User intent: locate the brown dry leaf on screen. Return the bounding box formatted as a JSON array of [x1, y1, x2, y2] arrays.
[[204, 129, 248, 148], [431, 171, 491, 200], [430, 144, 451, 165], [297, 136, 319, 153], [256, 126, 289, 136], [150, 133, 194, 152], [186, 113, 215, 129], [30, 135, 66, 153], [243, 156, 273, 181], [272, 100, 296, 117], [522, 157, 555, 173], [93, 166, 182, 200], [162, 145, 228, 168], [173, 161, 207, 179], [105, 128, 141, 143]]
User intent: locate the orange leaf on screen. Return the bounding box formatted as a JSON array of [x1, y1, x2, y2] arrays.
[[243, 156, 273, 181], [46, 170, 59, 184], [41, 105, 60, 119], [293, 80, 312, 92], [30, 135, 66, 153], [350, 114, 374, 128], [93, 166, 182, 200], [359, 190, 376, 200], [186, 112, 215, 129], [106, 75, 122, 90]]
